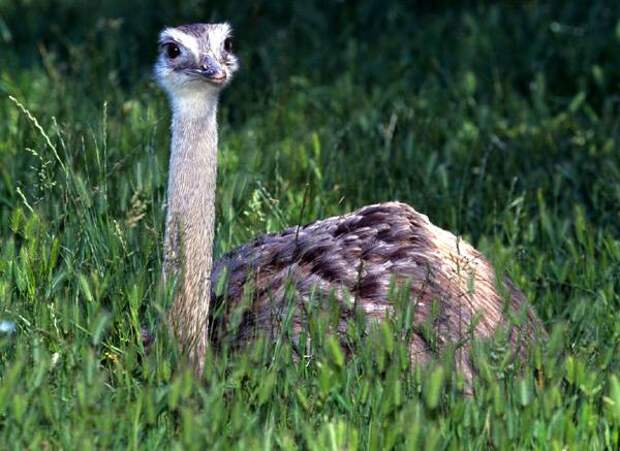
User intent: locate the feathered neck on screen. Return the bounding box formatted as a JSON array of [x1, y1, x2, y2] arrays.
[[163, 92, 219, 375]]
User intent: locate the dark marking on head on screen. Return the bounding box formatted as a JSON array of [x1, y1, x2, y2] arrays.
[[176, 23, 207, 37]]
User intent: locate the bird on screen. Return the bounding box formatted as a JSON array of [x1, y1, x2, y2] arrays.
[[153, 22, 544, 382]]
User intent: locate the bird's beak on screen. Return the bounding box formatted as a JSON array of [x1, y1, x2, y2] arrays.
[[191, 55, 227, 84]]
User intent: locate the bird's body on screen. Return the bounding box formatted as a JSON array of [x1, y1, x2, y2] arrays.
[[210, 201, 539, 380], [153, 23, 543, 381]]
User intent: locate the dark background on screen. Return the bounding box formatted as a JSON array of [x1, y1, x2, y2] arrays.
[[1, 2, 620, 448]]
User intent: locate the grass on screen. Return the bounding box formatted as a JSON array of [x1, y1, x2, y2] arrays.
[[1, 0, 620, 448]]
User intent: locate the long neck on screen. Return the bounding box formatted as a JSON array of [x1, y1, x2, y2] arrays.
[[163, 93, 219, 375]]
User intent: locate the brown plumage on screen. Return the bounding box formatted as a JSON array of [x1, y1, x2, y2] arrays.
[[209, 202, 542, 381], [153, 23, 544, 382]]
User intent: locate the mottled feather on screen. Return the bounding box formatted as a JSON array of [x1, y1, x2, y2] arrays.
[[209, 201, 543, 381], [154, 23, 543, 383]]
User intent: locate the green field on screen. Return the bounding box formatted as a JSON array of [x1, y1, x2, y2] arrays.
[[2, 1, 620, 449]]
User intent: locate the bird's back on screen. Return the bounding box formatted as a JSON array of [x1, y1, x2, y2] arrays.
[[209, 202, 542, 380]]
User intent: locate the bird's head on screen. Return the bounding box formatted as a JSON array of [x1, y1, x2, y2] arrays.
[[154, 23, 239, 105]]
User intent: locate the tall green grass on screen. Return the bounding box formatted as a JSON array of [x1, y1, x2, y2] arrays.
[[1, 1, 620, 448]]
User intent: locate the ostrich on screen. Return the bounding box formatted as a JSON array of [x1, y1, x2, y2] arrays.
[[153, 22, 543, 380]]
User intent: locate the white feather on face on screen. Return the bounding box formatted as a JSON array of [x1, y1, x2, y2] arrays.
[[154, 22, 239, 114], [161, 28, 201, 60]]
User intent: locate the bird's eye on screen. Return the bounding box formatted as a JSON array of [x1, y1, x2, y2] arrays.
[[223, 37, 233, 53], [164, 43, 181, 59]]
